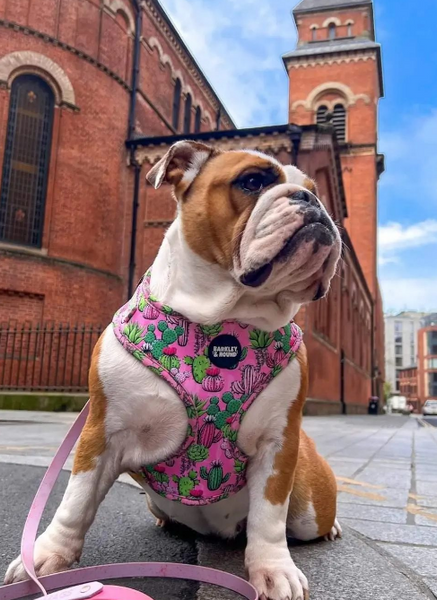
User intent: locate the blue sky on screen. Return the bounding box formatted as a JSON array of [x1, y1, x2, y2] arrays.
[[160, 0, 436, 313]]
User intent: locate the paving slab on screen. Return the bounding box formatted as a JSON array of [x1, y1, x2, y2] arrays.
[[337, 503, 408, 524], [340, 518, 437, 546], [379, 545, 437, 577]]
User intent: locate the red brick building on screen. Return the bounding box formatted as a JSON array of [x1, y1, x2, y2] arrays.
[[0, 0, 384, 412], [399, 366, 419, 412], [417, 326, 437, 408], [0, 0, 233, 327]]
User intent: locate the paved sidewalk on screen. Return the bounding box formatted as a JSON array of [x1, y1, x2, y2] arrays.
[[1, 411, 437, 599]]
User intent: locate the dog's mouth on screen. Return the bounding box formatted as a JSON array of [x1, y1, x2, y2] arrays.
[[239, 222, 334, 289]]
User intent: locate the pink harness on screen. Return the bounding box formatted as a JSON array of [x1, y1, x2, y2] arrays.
[[112, 272, 303, 506]]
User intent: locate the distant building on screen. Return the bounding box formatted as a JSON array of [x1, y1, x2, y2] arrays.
[[418, 325, 437, 407], [385, 312, 428, 393], [398, 366, 418, 411]]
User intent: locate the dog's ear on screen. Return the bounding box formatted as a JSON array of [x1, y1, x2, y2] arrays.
[[303, 176, 319, 197], [146, 140, 216, 190]]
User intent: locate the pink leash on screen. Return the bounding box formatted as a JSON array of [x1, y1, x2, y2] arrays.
[[0, 402, 258, 600]]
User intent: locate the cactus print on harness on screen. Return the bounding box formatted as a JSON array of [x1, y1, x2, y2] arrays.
[[112, 271, 302, 506]]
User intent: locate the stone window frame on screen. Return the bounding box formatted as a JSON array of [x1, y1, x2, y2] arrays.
[[309, 24, 319, 41], [0, 52, 76, 255], [0, 51, 76, 108]]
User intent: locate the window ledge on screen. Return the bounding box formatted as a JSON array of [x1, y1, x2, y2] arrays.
[[0, 241, 48, 257]]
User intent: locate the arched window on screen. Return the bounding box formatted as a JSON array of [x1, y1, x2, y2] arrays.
[[328, 23, 336, 39], [311, 26, 317, 41], [333, 103, 346, 141], [347, 22, 353, 36], [0, 75, 54, 247], [172, 78, 181, 130], [316, 104, 328, 124], [183, 93, 192, 134], [194, 105, 202, 133]]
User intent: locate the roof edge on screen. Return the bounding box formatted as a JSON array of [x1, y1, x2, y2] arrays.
[[293, 0, 372, 14], [149, 0, 235, 128]]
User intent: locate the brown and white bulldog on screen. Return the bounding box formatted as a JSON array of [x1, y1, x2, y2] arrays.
[[5, 141, 342, 600]]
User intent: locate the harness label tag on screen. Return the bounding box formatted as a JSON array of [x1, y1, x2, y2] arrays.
[[208, 334, 242, 369]]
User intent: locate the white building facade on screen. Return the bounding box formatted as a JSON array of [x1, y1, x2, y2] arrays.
[[385, 311, 428, 393]]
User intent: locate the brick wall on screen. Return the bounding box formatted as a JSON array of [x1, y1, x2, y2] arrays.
[[0, 0, 231, 327]]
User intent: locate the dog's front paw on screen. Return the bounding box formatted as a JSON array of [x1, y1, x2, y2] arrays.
[[4, 535, 78, 584], [246, 547, 309, 600]]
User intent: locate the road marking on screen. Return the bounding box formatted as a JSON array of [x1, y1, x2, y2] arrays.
[[337, 485, 387, 501], [418, 417, 434, 429], [406, 504, 437, 523], [336, 476, 384, 490]]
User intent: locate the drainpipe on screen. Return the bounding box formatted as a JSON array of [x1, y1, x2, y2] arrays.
[[127, 0, 142, 299], [289, 126, 302, 166], [128, 159, 141, 298]]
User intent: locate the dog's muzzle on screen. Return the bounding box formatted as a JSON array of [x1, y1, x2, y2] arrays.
[[239, 188, 338, 289]]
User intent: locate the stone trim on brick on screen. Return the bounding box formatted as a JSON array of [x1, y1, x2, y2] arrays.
[[322, 16, 341, 27], [103, 0, 135, 35], [142, 0, 234, 128], [0, 51, 76, 107], [145, 36, 214, 129], [291, 81, 371, 111]]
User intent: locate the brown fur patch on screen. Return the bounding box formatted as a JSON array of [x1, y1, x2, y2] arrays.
[[72, 334, 107, 474], [264, 343, 308, 505], [264, 344, 337, 537], [303, 177, 318, 196], [286, 346, 337, 536], [181, 152, 285, 268]]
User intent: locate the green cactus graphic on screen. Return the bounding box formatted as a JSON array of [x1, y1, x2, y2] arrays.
[[207, 396, 220, 416], [184, 354, 210, 383], [200, 323, 223, 337], [274, 324, 292, 354], [145, 465, 169, 484], [214, 411, 231, 430], [186, 395, 207, 419], [124, 323, 145, 345], [172, 470, 199, 496], [143, 320, 184, 359], [234, 459, 246, 474], [187, 444, 209, 463], [200, 461, 230, 491], [249, 329, 273, 350], [159, 352, 180, 371], [138, 295, 146, 312]]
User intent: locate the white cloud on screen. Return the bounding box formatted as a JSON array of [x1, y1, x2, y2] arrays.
[[381, 278, 437, 313], [378, 220, 437, 252], [159, 0, 295, 126]]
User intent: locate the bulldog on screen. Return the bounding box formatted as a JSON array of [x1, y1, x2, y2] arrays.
[[5, 141, 342, 600]]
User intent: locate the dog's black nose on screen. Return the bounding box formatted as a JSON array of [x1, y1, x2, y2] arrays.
[[289, 190, 318, 207]]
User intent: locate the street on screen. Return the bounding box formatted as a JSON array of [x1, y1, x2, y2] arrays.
[[1, 412, 437, 600]]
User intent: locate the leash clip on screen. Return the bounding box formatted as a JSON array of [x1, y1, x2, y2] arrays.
[[39, 582, 104, 600]]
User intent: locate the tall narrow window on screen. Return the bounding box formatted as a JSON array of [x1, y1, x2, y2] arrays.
[[316, 104, 328, 124], [332, 103, 346, 141], [172, 78, 181, 130], [328, 23, 336, 39], [347, 23, 353, 36], [0, 75, 54, 247], [183, 93, 192, 134], [311, 27, 317, 41], [194, 105, 202, 133]]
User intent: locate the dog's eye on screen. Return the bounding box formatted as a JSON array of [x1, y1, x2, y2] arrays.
[[239, 173, 265, 194]]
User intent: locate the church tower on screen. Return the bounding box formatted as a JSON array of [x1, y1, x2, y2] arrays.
[[284, 0, 383, 298]]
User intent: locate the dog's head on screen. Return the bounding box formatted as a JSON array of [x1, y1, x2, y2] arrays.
[[147, 141, 341, 304]]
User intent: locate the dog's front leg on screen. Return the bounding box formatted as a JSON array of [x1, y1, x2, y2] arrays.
[[245, 430, 308, 600], [4, 446, 120, 584]]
